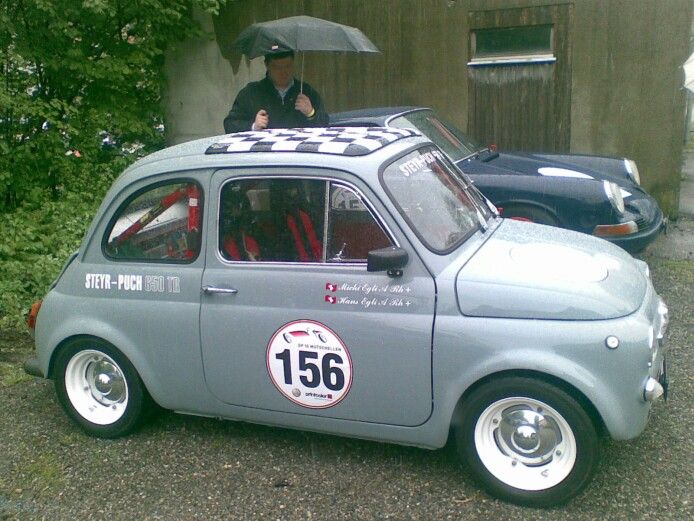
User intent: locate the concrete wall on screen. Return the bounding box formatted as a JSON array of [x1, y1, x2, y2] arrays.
[[164, 0, 693, 217], [163, 10, 265, 143], [688, 10, 694, 146], [569, 0, 691, 215]]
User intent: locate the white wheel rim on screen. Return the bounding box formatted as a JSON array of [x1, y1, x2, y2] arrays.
[[474, 397, 577, 491], [64, 350, 129, 425]]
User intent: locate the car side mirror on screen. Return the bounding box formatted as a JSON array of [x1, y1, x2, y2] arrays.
[[367, 246, 408, 277]]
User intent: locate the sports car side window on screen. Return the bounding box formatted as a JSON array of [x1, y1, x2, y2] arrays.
[[218, 179, 392, 264], [104, 181, 202, 262]]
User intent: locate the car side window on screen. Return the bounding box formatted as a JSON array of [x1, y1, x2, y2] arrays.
[[327, 184, 392, 262], [104, 181, 202, 262], [218, 178, 392, 263]]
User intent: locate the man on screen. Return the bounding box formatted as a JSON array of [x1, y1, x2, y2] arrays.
[[223, 50, 328, 133]]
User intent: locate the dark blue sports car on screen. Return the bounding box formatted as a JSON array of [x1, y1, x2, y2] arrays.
[[330, 107, 665, 253]]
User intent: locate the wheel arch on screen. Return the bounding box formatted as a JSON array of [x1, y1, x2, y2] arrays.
[[48, 334, 118, 378], [450, 369, 607, 438], [46, 334, 158, 407], [496, 201, 562, 225]]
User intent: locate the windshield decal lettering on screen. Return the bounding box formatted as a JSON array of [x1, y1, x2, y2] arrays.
[[398, 150, 445, 176]]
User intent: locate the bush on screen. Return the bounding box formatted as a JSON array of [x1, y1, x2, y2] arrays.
[[0, 0, 227, 328], [0, 160, 121, 328]]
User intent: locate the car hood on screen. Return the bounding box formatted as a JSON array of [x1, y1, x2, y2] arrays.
[[456, 220, 647, 320], [461, 151, 634, 189]]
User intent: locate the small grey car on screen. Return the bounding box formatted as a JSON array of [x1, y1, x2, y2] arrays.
[[24, 127, 669, 507]]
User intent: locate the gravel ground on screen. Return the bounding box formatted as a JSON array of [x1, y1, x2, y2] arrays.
[[1, 221, 692, 521]]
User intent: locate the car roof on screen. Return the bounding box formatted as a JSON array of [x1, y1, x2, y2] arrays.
[[116, 126, 428, 186], [205, 127, 419, 157], [329, 107, 430, 126]]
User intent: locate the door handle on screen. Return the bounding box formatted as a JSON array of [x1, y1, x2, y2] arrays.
[[202, 285, 238, 295]]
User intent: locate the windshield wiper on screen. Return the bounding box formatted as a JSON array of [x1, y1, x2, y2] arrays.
[[461, 150, 481, 162]]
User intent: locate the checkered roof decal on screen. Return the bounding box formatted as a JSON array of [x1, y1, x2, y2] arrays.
[[206, 127, 420, 157]]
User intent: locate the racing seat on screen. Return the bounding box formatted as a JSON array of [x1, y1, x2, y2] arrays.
[[222, 233, 261, 261], [269, 180, 324, 262], [286, 207, 322, 262], [220, 188, 262, 261]]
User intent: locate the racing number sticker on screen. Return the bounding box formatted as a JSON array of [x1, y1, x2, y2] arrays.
[[267, 321, 353, 408]]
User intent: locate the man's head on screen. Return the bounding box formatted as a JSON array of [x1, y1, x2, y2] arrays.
[[265, 50, 295, 89]]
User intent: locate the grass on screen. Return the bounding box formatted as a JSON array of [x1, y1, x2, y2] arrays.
[[23, 453, 66, 492], [653, 257, 694, 280], [645, 258, 694, 302], [0, 362, 32, 388], [0, 329, 33, 387]]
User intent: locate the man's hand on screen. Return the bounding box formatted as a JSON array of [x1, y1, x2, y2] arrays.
[[295, 94, 315, 118], [253, 109, 269, 130]]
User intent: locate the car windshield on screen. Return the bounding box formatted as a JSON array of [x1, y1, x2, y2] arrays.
[[388, 110, 481, 162], [381, 146, 492, 253]]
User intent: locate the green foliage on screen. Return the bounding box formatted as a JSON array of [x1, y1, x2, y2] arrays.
[[0, 0, 226, 327], [0, 361, 32, 386], [0, 168, 112, 328], [1, 0, 226, 211]]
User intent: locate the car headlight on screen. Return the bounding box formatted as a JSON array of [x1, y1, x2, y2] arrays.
[[603, 180, 625, 214], [623, 158, 640, 186]]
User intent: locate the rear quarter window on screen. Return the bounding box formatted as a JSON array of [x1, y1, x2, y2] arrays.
[[103, 180, 203, 262]]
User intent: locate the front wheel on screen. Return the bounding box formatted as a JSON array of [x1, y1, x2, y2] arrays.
[[54, 338, 151, 438], [455, 377, 599, 507]]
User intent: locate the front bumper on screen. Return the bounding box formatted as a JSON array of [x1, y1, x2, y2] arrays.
[[642, 298, 669, 402], [603, 209, 665, 253], [643, 358, 668, 402]]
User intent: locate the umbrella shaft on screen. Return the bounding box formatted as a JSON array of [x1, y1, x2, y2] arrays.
[[300, 52, 305, 95]]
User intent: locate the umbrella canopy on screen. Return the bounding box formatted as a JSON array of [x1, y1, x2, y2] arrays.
[[232, 15, 379, 59], [685, 51, 694, 93]]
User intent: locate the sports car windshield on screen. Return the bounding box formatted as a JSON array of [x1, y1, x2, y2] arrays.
[[388, 110, 480, 162], [381, 146, 492, 253]]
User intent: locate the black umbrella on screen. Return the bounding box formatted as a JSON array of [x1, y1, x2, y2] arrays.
[[232, 15, 379, 92]]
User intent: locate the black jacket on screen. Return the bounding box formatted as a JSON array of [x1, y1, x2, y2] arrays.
[[223, 76, 328, 133]]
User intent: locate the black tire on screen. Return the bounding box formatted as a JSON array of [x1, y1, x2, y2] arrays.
[[503, 205, 559, 226], [455, 377, 599, 507], [54, 338, 151, 438]]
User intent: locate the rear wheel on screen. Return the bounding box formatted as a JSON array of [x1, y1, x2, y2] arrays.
[[503, 205, 558, 226], [455, 377, 599, 507], [54, 338, 151, 438]]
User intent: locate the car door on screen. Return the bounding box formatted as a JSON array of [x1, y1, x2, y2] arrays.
[[200, 169, 435, 426]]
